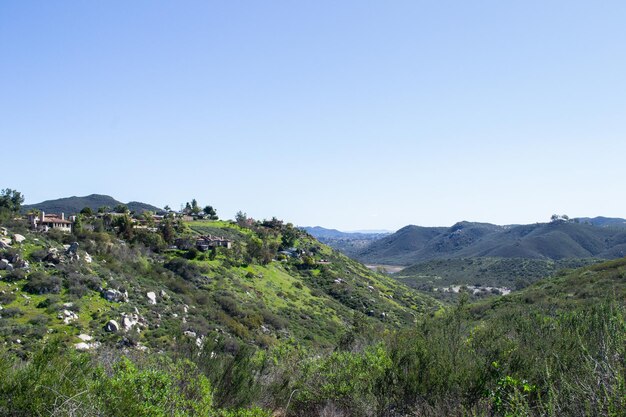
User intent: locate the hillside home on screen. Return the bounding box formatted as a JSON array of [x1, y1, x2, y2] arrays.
[[28, 211, 73, 233], [195, 235, 232, 251]]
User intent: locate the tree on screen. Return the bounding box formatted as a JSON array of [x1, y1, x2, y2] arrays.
[[203, 205, 218, 220], [164, 205, 171, 212], [191, 199, 201, 215], [114, 204, 129, 214], [98, 206, 110, 214], [0, 188, 24, 213], [80, 207, 93, 216], [235, 211, 249, 227]]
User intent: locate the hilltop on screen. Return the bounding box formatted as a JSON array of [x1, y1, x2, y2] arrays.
[[22, 194, 162, 215]]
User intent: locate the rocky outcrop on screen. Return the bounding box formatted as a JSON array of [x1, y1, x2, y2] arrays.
[[12, 234, 25, 244], [146, 291, 157, 305], [58, 309, 78, 324], [120, 312, 147, 332]]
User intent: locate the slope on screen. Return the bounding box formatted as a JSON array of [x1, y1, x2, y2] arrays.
[[0, 217, 439, 358], [355, 220, 626, 266]]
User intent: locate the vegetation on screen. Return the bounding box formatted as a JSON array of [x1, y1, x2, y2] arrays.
[[396, 257, 602, 300], [4, 190, 626, 415]]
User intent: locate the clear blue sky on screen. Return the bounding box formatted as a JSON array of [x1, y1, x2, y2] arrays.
[[2, 1, 626, 231]]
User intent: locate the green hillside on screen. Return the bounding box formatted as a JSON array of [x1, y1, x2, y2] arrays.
[[395, 257, 602, 300], [354, 220, 626, 266], [4, 192, 626, 416], [0, 217, 438, 358]]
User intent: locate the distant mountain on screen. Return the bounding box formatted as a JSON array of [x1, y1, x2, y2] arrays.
[[354, 220, 626, 266], [301, 226, 391, 258], [575, 216, 626, 228], [22, 194, 162, 214], [302, 226, 390, 240]]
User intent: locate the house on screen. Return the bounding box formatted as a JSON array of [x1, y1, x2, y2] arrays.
[[195, 235, 233, 251], [28, 211, 73, 233]]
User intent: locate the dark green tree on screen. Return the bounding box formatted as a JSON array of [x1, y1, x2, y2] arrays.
[[0, 188, 24, 213], [114, 204, 129, 214], [203, 205, 218, 220], [80, 206, 93, 216]]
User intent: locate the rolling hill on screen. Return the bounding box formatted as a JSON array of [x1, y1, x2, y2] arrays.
[[22, 194, 162, 214], [354, 220, 626, 266]]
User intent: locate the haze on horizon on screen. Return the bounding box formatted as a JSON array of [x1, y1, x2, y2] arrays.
[[2, 1, 626, 231]]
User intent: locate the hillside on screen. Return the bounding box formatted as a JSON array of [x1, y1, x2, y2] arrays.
[[395, 257, 601, 299], [3, 206, 626, 415], [354, 220, 626, 266], [22, 194, 162, 215], [468, 256, 626, 319], [0, 217, 438, 358]]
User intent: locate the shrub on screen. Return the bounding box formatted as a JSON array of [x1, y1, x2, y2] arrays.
[[23, 272, 61, 295], [1, 307, 24, 318], [3, 269, 26, 283]]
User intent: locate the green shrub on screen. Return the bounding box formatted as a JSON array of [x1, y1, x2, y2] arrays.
[[23, 272, 61, 294]]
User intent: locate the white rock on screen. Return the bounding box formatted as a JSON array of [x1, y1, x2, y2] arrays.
[[74, 342, 91, 350], [12, 234, 25, 244], [104, 320, 120, 332], [146, 291, 157, 305], [183, 330, 197, 338], [102, 289, 128, 303], [58, 309, 78, 324], [160, 289, 169, 299], [84, 253, 92, 263], [77, 334, 92, 342], [0, 259, 8, 270]]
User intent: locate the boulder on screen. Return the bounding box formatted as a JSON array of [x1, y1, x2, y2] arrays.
[[104, 320, 120, 332], [0, 227, 7, 236], [74, 342, 91, 351], [0, 259, 8, 270], [58, 309, 78, 324], [0, 237, 11, 249], [66, 242, 79, 255], [84, 253, 92, 263], [12, 234, 25, 244], [160, 289, 169, 299], [102, 289, 128, 303], [5, 264, 13, 272], [77, 334, 92, 342], [43, 250, 61, 264], [121, 313, 144, 332], [183, 330, 197, 338], [146, 291, 157, 305]]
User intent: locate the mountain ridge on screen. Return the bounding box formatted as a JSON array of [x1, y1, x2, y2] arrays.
[[22, 194, 162, 214], [353, 219, 626, 266]]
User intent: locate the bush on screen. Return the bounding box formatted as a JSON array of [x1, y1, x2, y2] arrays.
[[23, 272, 61, 295], [1, 307, 24, 318], [3, 269, 26, 283]]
